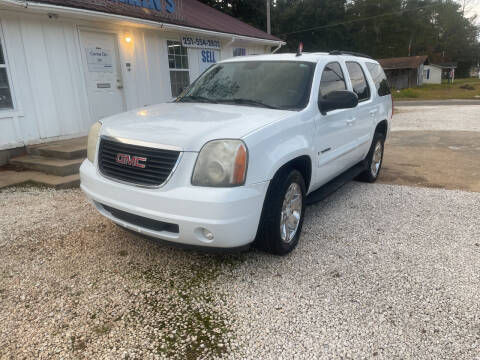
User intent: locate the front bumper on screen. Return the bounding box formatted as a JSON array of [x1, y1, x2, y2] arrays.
[[79, 158, 268, 248]]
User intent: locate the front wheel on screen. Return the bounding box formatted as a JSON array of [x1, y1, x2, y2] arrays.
[[357, 132, 385, 183], [254, 169, 306, 255]]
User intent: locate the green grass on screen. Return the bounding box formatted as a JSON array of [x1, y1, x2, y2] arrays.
[[392, 77, 480, 100]]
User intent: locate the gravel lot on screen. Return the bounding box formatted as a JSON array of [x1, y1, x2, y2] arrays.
[[1, 184, 479, 359], [392, 105, 480, 132]]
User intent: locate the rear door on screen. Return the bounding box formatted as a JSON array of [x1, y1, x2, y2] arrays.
[[345, 61, 375, 161], [365, 62, 392, 139], [313, 61, 359, 187]]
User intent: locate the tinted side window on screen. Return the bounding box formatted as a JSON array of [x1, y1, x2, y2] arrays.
[[366, 63, 391, 96], [319, 62, 346, 99], [346, 62, 370, 101]]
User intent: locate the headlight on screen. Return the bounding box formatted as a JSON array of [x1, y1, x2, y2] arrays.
[[87, 121, 102, 163], [192, 140, 248, 187]]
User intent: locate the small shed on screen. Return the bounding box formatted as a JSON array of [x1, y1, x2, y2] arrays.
[[377, 56, 429, 89], [423, 64, 443, 84]]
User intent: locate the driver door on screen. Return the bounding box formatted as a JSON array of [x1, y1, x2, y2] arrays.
[[313, 61, 359, 187]]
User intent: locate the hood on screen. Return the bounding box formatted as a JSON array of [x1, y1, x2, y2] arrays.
[[100, 102, 293, 151]]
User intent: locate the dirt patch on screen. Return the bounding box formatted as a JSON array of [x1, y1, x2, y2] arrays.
[[379, 131, 480, 192]]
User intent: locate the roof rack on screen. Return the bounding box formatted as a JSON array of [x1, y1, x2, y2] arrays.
[[329, 50, 372, 59]]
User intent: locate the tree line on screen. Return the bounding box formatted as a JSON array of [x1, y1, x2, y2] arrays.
[[199, 0, 480, 77]]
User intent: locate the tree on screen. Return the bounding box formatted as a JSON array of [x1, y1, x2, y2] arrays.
[[198, 0, 480, 77]]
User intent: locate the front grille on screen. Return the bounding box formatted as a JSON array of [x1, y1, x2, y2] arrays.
[[98, 138, 180, 187], [101, 203, 179, 233]]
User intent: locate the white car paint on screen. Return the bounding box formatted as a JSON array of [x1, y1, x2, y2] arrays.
[[80, 52, 393, 248]]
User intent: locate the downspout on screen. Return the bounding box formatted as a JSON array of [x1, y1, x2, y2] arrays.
[[225, 37, 236, 48], [272, 42, 282, 53]]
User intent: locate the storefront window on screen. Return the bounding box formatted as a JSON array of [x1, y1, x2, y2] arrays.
[[167, 40, 190, 97], [0, 37, 13, 110], [233, 48, 246, 57]]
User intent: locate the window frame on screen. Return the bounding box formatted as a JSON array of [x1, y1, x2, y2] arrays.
[[166, 39, 191, 98], [233, 48, 246, 57], [346, 61, 371, 103], [0, 21, 15, 113], [318, 61, 347, 101]]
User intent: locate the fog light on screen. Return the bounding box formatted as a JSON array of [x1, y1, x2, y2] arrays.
[[202, 228, 214, 241]]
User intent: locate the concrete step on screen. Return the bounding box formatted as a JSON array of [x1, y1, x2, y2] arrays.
[[0, 170, 80, 189], [10, 155, 83, 176], [27, 137, 87, 160], [30, 173, 80, 189]]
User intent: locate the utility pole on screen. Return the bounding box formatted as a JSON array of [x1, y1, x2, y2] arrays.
[[266, 0, 271, 34]]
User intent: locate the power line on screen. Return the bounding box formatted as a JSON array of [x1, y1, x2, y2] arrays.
[[278, 3, 441, 37]]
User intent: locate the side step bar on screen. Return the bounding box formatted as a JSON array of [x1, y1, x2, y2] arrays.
[[306, 161, 367, 205]]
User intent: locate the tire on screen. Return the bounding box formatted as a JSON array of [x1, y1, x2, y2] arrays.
[[254, 168, 306, 255], [357, 132, 385, 183]]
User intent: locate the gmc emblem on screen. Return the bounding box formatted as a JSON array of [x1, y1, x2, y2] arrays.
[[115, 153, 147, 168]]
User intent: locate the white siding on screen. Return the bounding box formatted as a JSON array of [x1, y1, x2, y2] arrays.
[[0, 9, 273, 150], [423, 65, 442, 84]]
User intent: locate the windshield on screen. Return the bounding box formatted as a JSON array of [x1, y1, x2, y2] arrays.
[[178, 61, 316, 110]]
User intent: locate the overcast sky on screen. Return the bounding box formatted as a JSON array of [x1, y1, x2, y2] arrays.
[[462, 0, 480, 23]]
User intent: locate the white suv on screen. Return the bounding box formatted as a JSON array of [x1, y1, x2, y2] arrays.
[[80, 51, 393, 255]]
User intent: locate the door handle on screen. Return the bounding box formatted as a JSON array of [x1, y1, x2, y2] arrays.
[[369, 109, 378, 115], [346, 118, 356, 125]]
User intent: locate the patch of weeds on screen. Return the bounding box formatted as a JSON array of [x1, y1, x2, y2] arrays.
[[119, 250, 128, 257], [127, 253, 246, 359], [460, 84, 475, 90]]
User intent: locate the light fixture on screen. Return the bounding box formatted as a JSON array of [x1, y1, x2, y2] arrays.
[[125, 36, 132, 43]]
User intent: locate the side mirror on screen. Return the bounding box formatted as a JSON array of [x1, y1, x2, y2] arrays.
[[318, 90, 359, 115]]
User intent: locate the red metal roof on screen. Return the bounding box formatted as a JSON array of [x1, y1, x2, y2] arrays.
[[30, 0, 282, 42], [378, 56, 429, 70]]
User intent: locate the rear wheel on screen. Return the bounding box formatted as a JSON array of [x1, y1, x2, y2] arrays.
[[358, 132, 385, 183], [254, 169, 306, 255]]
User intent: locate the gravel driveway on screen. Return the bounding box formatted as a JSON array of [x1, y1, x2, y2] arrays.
[[392, 105, 480, 132], [1, 184, 479, 359]]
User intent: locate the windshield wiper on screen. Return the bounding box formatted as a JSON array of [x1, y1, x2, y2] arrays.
[[218, 98, 279, 109], [178, 95, 217, 104]]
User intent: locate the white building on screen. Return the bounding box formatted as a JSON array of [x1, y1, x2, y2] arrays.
[[0, 0, 284, 162], [423, 64, 443, 84]]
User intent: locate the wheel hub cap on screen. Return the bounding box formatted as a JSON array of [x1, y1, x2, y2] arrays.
[[371, 141, 383, 177], [280, 183, 302, 243]]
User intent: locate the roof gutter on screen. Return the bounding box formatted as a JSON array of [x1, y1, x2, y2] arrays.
[[1, 0, 28, 7], [20, 2, 285, 46]]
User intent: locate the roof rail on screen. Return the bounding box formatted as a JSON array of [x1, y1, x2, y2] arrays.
[[329, 50, 372, 59]]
